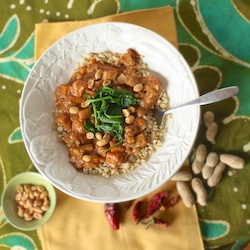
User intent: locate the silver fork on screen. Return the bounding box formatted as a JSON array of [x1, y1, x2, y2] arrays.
[[152, 86, 239, 125]]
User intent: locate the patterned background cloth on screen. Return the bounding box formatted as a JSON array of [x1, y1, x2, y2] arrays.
[[0, 0, 250, 249]]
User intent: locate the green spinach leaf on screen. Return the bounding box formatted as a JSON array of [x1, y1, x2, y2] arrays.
[[84, 85, 140, 151]]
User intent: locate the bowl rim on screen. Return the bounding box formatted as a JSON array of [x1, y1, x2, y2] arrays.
[[1, 172, 56, 231]]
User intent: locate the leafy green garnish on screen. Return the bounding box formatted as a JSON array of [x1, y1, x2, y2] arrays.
[[84, 120, 96, 133], [84, 85, 140, 151]]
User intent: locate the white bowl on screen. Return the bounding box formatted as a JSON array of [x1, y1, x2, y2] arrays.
[[20, 22, 200, 203]]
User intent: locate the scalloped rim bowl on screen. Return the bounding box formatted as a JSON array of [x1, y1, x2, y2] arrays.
[[1, 172, 56, 231], [20, 22, 200, 203]]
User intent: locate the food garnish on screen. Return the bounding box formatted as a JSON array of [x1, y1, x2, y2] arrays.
[[84, 85, 140, 152]]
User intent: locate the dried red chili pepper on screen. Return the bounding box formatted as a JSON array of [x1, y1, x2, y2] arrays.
[[153, 218, 168, 228], [104, 203, 120, 230], [165, 195, 180, 208], [132, 200, 143, 224], [142, 191, 168, 220], [161, 195, 180, 211], [146, 218, 169, 229]]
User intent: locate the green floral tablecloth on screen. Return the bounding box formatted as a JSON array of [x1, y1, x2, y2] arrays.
[[0, 1, 250, 249]]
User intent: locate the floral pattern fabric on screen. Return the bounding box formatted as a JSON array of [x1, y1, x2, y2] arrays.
[[0, 0, 250, 249]]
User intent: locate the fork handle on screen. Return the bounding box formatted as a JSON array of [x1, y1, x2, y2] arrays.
[[165, 86, 239, 115], [188, 86, 239, 106]]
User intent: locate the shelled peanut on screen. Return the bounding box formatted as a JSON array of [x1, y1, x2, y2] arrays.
[[206, 122, 218, 144], [202, 152, 219, 179], [192, 144, 207, 174], [191, 178, 207, 206], [176, 181, 194, 208], [171, 110, 245, 208], [171, 171, 192, 181], [204, 111, 218, 144], [207, 162, 226, 187], [15, 184, 50, 221], [204, 111, 215, 128], [220, 154, 245, 169]]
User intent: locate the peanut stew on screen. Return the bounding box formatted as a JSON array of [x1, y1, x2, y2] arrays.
[[54, 49, 167, 176]]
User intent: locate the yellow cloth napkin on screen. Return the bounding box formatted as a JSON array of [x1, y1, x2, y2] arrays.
[[35, 6, 178, 60], [35, 6, 204, 250]]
